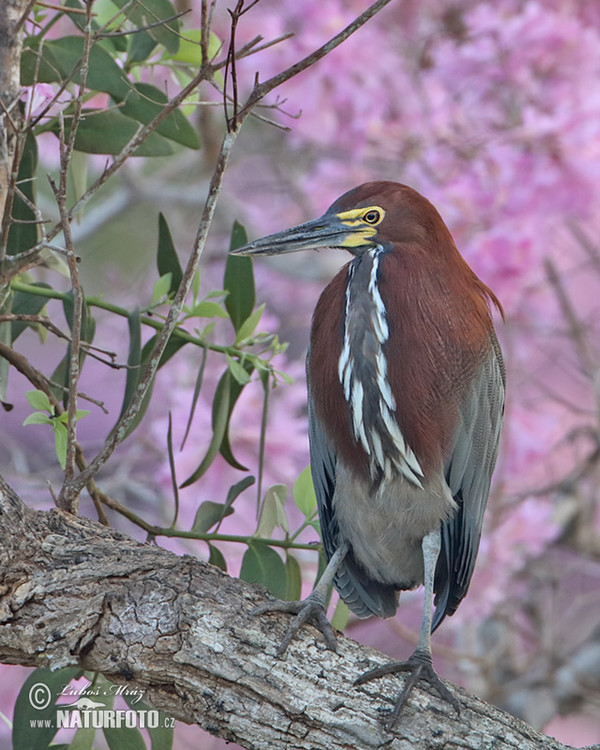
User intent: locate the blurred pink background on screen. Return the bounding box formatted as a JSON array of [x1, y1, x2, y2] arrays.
[[2, 1, 600, 747]]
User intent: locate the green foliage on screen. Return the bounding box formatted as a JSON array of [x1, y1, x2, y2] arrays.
[[293, 466, 318, 518], [6, 132, 38, 256], [157, 213, 183, 296], [11, 282, 51, 341], [5, 3, 339, 745], [191, 500, 235, 533], [23, 389, 90, 469], [240, 542, 288, 599], [12, 667, 83, 750], [256, 484, 288, 538], [12, 668, 175, 750], [224, 223, 255, 332]]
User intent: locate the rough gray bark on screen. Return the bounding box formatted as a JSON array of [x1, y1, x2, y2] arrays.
[[0, 0, 29, 228], [0, 476, 574, 750]]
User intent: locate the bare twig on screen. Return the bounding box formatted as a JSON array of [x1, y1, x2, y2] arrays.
[[59, 127, 238, 505], [224, 0, 244, 131], [15, 0, 37, 32], [94, 9, 190, 39], [544, 257, 600, 426], [236, 0, 393, 120], [568, 219, 600, 275], [41, 0, 393, 507], [45, 5, 94, 513], [35, 1, 88, 14]]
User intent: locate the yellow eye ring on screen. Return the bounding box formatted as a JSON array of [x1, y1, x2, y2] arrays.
[[363, 209, 381, 225]]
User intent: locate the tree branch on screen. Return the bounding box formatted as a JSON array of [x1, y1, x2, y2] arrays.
[[0, 0, 31, 261], [0, 476, 572, 750]]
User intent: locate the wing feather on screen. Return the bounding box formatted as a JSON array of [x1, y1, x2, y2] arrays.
[[308, 387, 397, 619], [432, 332, 505, 631]]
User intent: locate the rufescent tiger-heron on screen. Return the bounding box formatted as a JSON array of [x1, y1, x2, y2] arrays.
[[231, 181, 505, 726]]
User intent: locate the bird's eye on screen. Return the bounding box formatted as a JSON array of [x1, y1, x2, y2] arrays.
[[363, 210, 381, 225]]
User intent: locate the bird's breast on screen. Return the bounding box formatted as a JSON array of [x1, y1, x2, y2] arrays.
[[308, 244, 495, 486], [337, 249, 424, 486], [333, 462, 456, 588]]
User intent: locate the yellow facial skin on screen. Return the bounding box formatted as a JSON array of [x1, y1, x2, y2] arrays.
[[335, 206, 386, 248]]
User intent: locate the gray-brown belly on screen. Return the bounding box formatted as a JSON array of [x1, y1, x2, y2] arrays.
[[333, 463, 456, 589]]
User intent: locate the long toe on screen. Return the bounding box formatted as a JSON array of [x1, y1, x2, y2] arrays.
[[354, 651, 460, 728], [252, 595, 338, 657]]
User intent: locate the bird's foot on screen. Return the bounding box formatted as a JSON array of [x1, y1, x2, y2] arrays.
[[354, 649, 460, 729], [252, 592, 338, 657]]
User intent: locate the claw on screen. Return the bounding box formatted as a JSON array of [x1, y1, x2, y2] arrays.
[[252, 593, 338, 656], [354, 649, 460, 729]]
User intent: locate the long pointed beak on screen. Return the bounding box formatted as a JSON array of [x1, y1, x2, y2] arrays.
[[230, 214, 352, 257]]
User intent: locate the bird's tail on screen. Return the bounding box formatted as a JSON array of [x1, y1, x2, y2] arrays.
[[334, 551, 398, 619]]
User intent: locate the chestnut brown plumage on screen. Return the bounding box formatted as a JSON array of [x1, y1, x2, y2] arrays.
[[232, 181, 505, 726]]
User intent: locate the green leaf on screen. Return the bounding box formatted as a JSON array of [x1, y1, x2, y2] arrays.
[[240, 542, 287, 599], [191, 500, 234, 534], [113, 0, 181, 55], [49, 353, 68, 403], [331, 598, 350, 631], [69, 149, 88, 219], [11, 283, 52, 342], [25, 389, 53, 412], [118, 308, 142, 421], [121, 695, 174, 750], [166, 28, 222, 65], [62, 0, 103, 33], [6, 131, 38, 255], [56, 109, 175, 157], [189, 301, 229, 318], [157, 213, 183, 295], [27, 36, 131, 99], [293, 466, 317, 518], [224, 222, 255, 332], [62, 291, 95, 346], [148, 716, 174, 750], [141, 331, 187, 370], [152, 273, 173, 303], [55, 407, 89, 423], [285, 553, 303, 601], [104, 726, 147, 750], [67, 724, 96, 750], [116, 331, 187, 441], [180, 344, 207, 450], [166, 411, 179, 527], [226, 353, 252, 386], [211, 366, 252, 471], [180, 370, 231, 487], [208, 543, 227, 572], [235, 303, 265, 344], [128, 29, 159, 65], [53, 421, 68, 469], [21, 37, 60, 86], [121, 83, 200, 149], [12, 667, 82, 750], [23, 411, 53, 426], [224, 475, 255, 509], [191, 270, 201, 301], [59, 292, 95, 407], [255, 484, 288, 538]]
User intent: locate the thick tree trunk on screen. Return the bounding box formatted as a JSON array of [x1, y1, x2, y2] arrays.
[[0, 475, 572, 750]]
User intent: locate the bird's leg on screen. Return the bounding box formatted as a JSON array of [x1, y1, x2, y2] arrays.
[[252, 542, 349, 657], [354, 529, 460, 727]]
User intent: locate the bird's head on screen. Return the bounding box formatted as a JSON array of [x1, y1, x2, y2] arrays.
[[231, 182, 447, 258], [232, 180, 504, 319]]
